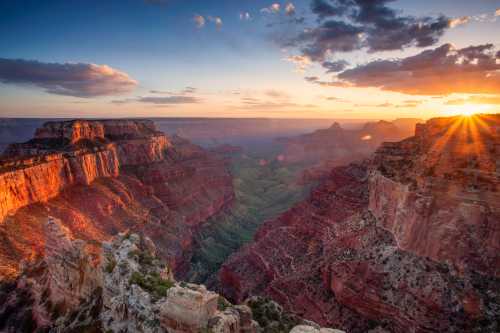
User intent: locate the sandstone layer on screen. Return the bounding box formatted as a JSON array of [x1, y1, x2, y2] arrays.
[[220, 114, 500, 332], [0, 119, 233, 279]]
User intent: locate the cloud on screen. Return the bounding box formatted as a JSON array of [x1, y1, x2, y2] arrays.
[[285, 3, 296, 16], [331, 43, 500, 95], [240, 12, 251, 21], [288, 0, 451, 62], [445, 95, 500, 105], [193, 14, 205, 28], [137, 96, 199, 104], [261, 3, 281, 14], [150, 86, 196, 95], [0, 58, 137, 98], [322, 60, 349, 73], [240, 96, 316, 110], [183, 86, 197, 94], [150, 90, 173, 94], [285, 55, 312, 72], [311, 0, 348, 19], [208, 16, 223, 29], [113, 95, 200, 105], [264, 89, 289, 99], [449, 16, 470, 28], [305, 76, 351, 87], [294, 20, 364, 61]]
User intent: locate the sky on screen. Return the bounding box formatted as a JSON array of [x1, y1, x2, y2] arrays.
[[0, 0, 499, 120]]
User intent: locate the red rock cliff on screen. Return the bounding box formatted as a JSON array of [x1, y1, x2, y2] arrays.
[[220, 114, 500, 332], [0, 119, 172, 222]]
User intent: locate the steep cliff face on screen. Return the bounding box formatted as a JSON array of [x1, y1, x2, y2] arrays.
[[220, 114, 500, 332], [0, 119, 233, 279], [370, 114, 500, 277]]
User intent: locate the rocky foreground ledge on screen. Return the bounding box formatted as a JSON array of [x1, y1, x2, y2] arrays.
[[0, 217, 344, 333]]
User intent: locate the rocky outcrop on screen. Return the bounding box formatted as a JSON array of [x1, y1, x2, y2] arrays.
[[220, 115, 500, 332], [0, 119, 233, 279], [1, 219, 343, 332], [0, 119, 169, 222]]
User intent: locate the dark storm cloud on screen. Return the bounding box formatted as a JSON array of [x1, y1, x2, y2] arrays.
[[296, 20, 364, 61], [335, 43, 500, 95], [0, 58, 137, 98], [311, 0, 350, 18], [322, 60, 349, 72], [289, 0, 451, 62]]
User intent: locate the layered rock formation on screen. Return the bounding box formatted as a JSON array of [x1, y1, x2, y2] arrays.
[[0, 119, 233, 279], [276, 119, 420, 182], [220, 114, 500, 332], [0, 218, 343, 332]]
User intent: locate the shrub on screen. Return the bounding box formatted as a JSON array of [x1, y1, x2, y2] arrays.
[[104, 257, 117, 273], [217, 296, 231, 311], [129, 271, 174, 300]]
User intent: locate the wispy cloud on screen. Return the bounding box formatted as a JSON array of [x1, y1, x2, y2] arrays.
[[264, 89, 289, 99], [114, 86, 200, 105], [285, 3, 296, 16], [240, 12, 251, 21], [113, 95, 200, 105], [285, 55, 312, 72], [445, 95, 500, 105], [193, 14, 205, 28], [208, 16, 223, 29], [0, 58, 137, 98], [261, 3, 281, 14]]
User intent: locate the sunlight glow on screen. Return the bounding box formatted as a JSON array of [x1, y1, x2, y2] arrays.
[[444, 104, 492, 117]]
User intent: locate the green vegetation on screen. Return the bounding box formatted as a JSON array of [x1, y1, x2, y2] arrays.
[[104, 256, 116, 274], [187, 148, 314, 283], [128, 249, 155, 267], [129, 271, 174, 300], [217, 296, 231, 311], [246, 297, 301, 333]]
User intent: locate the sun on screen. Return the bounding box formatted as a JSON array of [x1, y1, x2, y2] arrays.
[[444, 103, 491, 117], [460, 106, 476, 117]]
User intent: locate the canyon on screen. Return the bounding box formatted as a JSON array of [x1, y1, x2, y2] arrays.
[[1, 115, 499, 332], [0, 119, 233, 279], [220, 114, 500, 332]]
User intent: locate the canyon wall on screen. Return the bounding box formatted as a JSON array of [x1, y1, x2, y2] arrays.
[[220, 114, 500, 332], [0, 119, 171, 222], [0, 119, 233, 279]]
